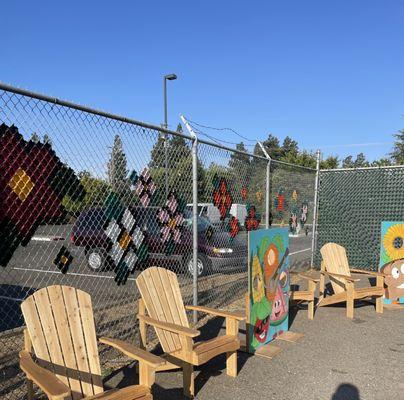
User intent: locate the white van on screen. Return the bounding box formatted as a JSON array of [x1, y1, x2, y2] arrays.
[[230, 204, 247, 226], [186, 203, 221, 224]]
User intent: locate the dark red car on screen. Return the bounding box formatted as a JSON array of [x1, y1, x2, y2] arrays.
[[70, 207, 247, 276]]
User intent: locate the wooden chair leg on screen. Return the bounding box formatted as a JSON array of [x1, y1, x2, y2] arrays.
[[183, 363, 194, 399], [226, 317, 239, 377], [308, 280, 316, 320], [138, 298, 147, 350], [318, 262, 325, 305], [346, 282, 354, 319], [139, 362, 155, 390], [226, 351, 237, 378], [24, 329, 34, 400], [375, 276, 384, 314], [308, 299, 314, 320]]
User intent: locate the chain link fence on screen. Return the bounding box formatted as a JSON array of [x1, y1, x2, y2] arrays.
[[0, 84, 316, 400], [313, 166, 404, 270]]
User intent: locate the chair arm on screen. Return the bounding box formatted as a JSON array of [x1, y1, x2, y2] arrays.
[[19, 350, 71, 400], [185, 305, 245, 321], [349, 268, 387, 277], [98, 337, 165, 368], [294, 272, 320, 283], [137, 314, 200, 338], [321, 270, 359, 282]]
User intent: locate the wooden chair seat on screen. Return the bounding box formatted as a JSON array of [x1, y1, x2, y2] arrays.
[[86, 385, 151, 400], [192, 335, 240, 366]]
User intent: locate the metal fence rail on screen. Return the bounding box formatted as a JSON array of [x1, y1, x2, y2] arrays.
[[0, 83, 316, 400], [314, 166, 404, 269]]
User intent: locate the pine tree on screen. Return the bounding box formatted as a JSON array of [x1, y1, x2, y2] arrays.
[[30, 132, 40, 143], [43, 134, 52, 146], [107, 135, 129, 199], [390, 130, 404, 165], [342, 155, 354, 168]]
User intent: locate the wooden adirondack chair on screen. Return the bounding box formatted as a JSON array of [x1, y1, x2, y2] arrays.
[[318, 243, 385, 318], [290, 271, 319, 320], [20, 285, 164, 400], [136, 267, 245, 399]]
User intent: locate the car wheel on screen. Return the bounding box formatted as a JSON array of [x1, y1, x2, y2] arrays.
[[86, 248, 107, 272], [186, 254, 210, 277]]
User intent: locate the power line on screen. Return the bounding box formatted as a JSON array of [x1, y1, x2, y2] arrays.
[[186, 118, 257, 143], [187, 122, 256, 148]]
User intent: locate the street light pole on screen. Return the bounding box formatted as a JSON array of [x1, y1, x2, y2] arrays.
[[163, 73, 177, 197]]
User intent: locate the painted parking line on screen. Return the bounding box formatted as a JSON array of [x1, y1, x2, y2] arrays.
[[10, 248, 311, 284], [289, 247, 311, 256], [11, 267, 137, 281], [0, 295, 25, 302], [31, 236, 65, 242]]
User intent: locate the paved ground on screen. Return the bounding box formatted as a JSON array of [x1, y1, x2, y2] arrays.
[[105, 299, 404, 400]]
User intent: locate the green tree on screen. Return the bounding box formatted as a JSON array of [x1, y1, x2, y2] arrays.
[[390, 130, 404, 165], [353, 152, 369, 167], [30, 132, 40, 143], [107, 135, 130, 199], [149, 136, 166, 168], [280, 136, 299, 159], [62, 171, 110, 215], [320, 156, 339, 169], [371, 158, 391, 167], [43, 133, 52, 146], [342, 155, 354, 168], [169, 124, 191, 168]]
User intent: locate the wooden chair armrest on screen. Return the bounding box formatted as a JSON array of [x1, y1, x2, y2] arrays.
[[19, 350, 71, 400], [349, 268, 387, 277], [137, 314, 200, 338], [98, 337, 165, 368], [185, 305, 245, 321], [320, 270, 359, 282], [295, 273, 320, 283]]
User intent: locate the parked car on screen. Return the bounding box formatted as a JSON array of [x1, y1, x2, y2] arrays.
[[70, 207, 247, 277]]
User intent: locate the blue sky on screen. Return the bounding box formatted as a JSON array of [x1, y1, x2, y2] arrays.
[[2, 0, 403, 162]]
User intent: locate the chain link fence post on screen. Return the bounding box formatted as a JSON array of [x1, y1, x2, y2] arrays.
[[181, 115, 199, 324], [257, 142, 272, 228], [310, 149, 321, 267]]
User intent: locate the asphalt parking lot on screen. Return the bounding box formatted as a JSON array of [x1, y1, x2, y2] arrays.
[[0, 224, 312, 333]]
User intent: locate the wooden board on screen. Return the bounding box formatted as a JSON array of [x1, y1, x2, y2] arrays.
[[275, 331, 304, 343], [384, 303, 404, 311], [239, 337, 282, 359], [254, 344, 282, 359]]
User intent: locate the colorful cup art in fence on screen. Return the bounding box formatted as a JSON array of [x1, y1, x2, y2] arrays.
[[379, 221, 404, 305], [248, 227, 290, 352]]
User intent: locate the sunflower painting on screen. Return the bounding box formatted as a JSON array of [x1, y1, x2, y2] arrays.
[[379, 221, 404, 304]]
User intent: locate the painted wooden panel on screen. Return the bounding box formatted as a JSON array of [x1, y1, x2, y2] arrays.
[[379, 221, 404, 304], [247, 227, 290, 352]]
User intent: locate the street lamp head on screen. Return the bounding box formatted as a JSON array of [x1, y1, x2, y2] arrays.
[[165, 73, 177, 81]]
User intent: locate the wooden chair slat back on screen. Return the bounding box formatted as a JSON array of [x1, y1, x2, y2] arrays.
[[136, 267, 189, 353], [320, 243, 351, 294], [21, 286, 103, 399]]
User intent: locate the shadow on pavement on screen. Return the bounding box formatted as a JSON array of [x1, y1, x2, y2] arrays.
[[331, 383, 361, 400]]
